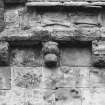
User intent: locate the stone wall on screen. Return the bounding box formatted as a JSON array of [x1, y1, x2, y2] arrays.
[[0, 1, 105, 105]]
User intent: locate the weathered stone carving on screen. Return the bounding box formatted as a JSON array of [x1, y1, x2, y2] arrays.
[[42, 41, 59, 67], [0, 41, 9, 66], [92, 40, 105, 67], [44, 54, 58, 67], [42, 41, 59, 55]]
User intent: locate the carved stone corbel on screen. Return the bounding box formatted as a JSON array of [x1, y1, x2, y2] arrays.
[[42, 41, 60, 68], [0, 41, 9, 66], [92, 40, 105, 67]]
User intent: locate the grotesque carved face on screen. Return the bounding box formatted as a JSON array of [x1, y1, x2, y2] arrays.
[[42, 41, 59, 68]]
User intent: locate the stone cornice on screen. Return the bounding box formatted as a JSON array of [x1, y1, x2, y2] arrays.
[[0, 27, 102, 42]]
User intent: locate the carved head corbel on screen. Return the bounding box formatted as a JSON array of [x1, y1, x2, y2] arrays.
[[42, 41, 60, 68]]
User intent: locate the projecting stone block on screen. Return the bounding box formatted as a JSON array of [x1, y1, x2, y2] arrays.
[[44, 54, 58, 67], [5, 8, 21, 29], [92, 40, 105, 67], [42, 41, 59, 55], [0, 42, 9, 66]]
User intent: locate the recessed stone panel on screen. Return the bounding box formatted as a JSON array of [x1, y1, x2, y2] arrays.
[[61, 45, 92, 67], [10, 47, 42, 67]]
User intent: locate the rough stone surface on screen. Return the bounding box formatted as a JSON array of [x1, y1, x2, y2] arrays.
[[13, 67, 43, 89], [61, 44, 92, 66], [0, 4, 102, 41], [0, 67, 11, 89], [10, 47, 42, 66], [0, 42, 9, 66], [1, 1, 105, 105], [92, 40, 105, 67], [0, 67, 105, 104]]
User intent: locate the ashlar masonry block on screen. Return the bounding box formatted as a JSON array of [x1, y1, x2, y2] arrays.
[[55, 88, 82, 105], [89, 67, 105, 88], [81, 88, 105, 105], [0, 67, 11, 90], [12, 67, 43, 89]]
